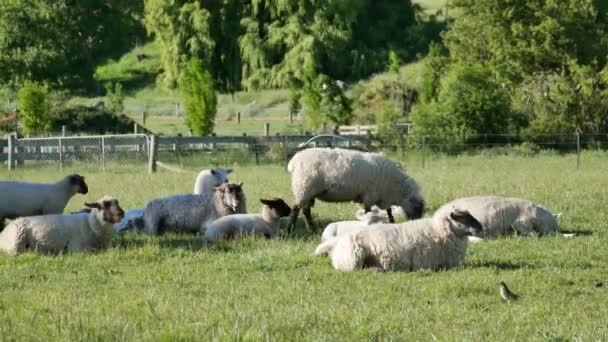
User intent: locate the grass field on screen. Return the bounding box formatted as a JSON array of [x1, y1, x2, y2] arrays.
[[1, 150, 607, 340]]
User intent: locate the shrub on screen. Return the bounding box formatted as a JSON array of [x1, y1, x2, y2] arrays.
[[18, 81, 51, 133], [49, 106, 135, 134], [104, 82, 125, 113], [180, 58, 217, 136]]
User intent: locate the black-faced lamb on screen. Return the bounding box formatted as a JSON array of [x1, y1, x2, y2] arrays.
[[0, 174, 89, 230], [286, 148, 425, 232], [202, 198, 292, 242], [0, 196, 124, 255], [140, 182, 247, 235], [314, 208, 482, 272]]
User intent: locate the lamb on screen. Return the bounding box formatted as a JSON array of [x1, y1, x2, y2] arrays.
[[193, 168, 232, 195], [320, 207, 390, 241], [114, 208, 145, 233], [140, 182, 247, 235], [314, 208, 483, 272], [434, 196, 568, 241], [286, 148, 425, 232], [202, 198, 291, 242], [0, 196, 124, 255], [0, 174, 89, 230]]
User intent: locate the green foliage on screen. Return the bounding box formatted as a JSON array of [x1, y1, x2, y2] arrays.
[[302, 58, 323, 128], [49, 106, 136, 134], [388, 50, 401, 74], [18, 81, 50, 133], [288, 77, 302, 116], [375, 103, 402, 144], [410, 63, 516, 145], [318, 75, 353, 126], [420, 41, 448, 103], [104, 82, 125, 114], [180, 59, 217, 136]]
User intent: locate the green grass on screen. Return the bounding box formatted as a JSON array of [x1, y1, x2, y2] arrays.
[[1, 151, 607, 339]]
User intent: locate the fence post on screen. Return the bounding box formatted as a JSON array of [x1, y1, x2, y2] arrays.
[[175, 103, 181, 117], [576, 131, 581, 169], [62, 125, 66, 137], [237, 112, 241, 124], [101, 136, 106, 172], [148, 135, 157, 174], [264, 123, 270, 136], [289, 111, 293, 123], [421, 136, 426, 169], [7, 134, 15, 171], [58, 138, 63, 172], [134, 123, 139, 134]]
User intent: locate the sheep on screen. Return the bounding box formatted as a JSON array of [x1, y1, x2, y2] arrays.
[[114, 208, 145, 233], [286, 148, 425, 233], [0, 196, 124, 255], [434, 196, 568, 240], [140, 182, 247, 235], [202, 198, 292, 242], [354, 205, 405, 222], [193, 168, 232, 195], [314, 208, 483, 272], [320, 207, 390, 241], [0, 174, 89, 230]]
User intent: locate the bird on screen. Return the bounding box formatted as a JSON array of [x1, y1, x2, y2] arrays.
[[499, 281, 519, 302]]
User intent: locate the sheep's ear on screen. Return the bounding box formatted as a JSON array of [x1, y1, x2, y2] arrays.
[[84, 202, 101, 209], [554, 213, 562, 222], [225, 168, 233, 174], [260, 198, 271, 205], [450, 209, 483, 230], [211, 169, 218, 176]]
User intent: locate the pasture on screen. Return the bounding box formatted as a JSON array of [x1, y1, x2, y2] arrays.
[[0, 151, 607, 340]]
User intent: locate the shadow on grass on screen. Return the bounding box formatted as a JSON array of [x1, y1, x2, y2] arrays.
[[468, 260, 539, 270]]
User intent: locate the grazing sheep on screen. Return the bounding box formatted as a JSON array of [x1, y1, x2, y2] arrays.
[[286, 148, 425, 232], [0, 196, 124, 255], [434, 196, 565, 239], [0, 174, 89, 230], [193, 168, 232, 195], [114, 208, 145, 233], [202, 198, 292, 242], [140, 182, 247, 235], [321, 208, 390, 241], [314, 208, 483, 272], [355, 205, 405, 222]]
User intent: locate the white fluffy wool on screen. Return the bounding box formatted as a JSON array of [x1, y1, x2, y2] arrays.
[[193, 168, 232, 195]]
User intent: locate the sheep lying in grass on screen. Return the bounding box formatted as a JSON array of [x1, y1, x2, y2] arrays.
[[287, 148, 425, 233], [314, 208, 483, 272], [321, 207, 390, 241], [0, 174, 89, 230], [113, 208, 145, 233], [193, 168, 232, 195], [0, 196, 124, 255], [202, 198, 291, 242], [434, 196, 570, 241], [140, 182, 247, 235]]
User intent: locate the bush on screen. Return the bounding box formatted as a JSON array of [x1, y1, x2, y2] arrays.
[[180, 59, 217, 136], [18, 81, 51, 133], [49, 106, 135, 134], [104, 82, 125, 113]]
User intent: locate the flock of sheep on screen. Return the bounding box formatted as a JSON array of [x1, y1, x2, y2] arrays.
[[0, 147, 572, 272]]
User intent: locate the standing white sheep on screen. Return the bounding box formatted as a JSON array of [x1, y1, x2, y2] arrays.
[[286, 148, 425, 232], [314, 208, 483, 272], [193, 168, 232, 195], [434, 196, 564, 240], [140, 182, 247, 235], [202, 198, 292, 242], [0, 196, 124, 255], [0, 174, 89, 230], [320, 207, 390, 241]]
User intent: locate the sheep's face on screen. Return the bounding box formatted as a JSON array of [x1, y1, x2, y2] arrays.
[[68, 174, 89, 194], [402, 195, 425, 220], [447, 209, 483, 238], [211, 168, 232, 185], [260, 198, 292, 218], [216, 182, 244, 212], [85, 196, 125, 224]]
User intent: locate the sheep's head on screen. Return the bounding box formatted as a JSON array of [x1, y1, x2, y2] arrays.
[[401, 194, 425, 220], [67, 174, 88, 195], [215, 182, 245, 212], [211, 168, 232, 185], [84, 196, 125, 224], [355, 207, 389, 225], [446, 209, 483, 238], [260, 198, 292, 218]]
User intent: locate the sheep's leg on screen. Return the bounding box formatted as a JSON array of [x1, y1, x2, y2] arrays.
[[287, 205, 300, 235], [302, 205, 316, 233], [386, 207, 395, 223]]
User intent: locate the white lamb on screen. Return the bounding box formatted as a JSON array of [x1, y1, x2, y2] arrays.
[[202, 198, 292, 242], [0, 174, 89, 230], [0, 196, 124, 255], [140, 182, 247, 235], [286, 148, 425, 232], [314, 208, 483, 272], [434, 196, 570, 242], [320, 207, 390, 241], [193, 168, 232, 195]]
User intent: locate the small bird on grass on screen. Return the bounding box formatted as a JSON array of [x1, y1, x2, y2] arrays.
[[499, 281, 519, 302]]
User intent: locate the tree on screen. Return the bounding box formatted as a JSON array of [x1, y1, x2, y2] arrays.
[[388, 50, 401, 74], [104, 82, 124, 114], [18, 81, 50, 134], [180, 59, 217, 136]]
